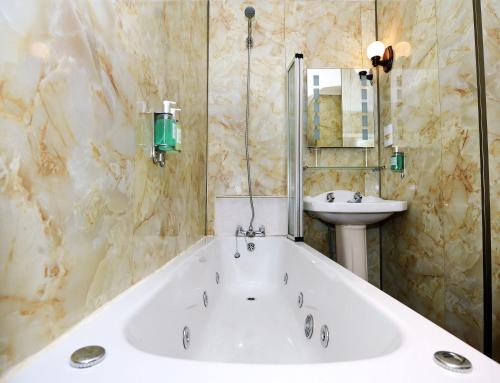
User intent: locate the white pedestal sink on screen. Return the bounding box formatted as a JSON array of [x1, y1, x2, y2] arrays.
[[304, 190, 407, 280]]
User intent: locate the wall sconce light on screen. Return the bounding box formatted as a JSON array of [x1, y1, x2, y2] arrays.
[[367, 41, 394, 73]]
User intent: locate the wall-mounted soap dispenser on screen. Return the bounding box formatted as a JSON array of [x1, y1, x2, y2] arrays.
[[151, 100, 180, 167], [171, 108, 182, 152], [390, 146, 405, 178]]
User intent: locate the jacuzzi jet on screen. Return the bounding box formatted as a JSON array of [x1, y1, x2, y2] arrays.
[[298, 292, 303, 308], [234, 251, 241, 258], [182, 326, 190, 350], [320, 325, 330, 348], [203, 291, 208, 307], [304, 314, 314, 339], [215, 272, 220, 284], [284, 272, 288, 285], [247, 242, 255, 252], [247, 297, 256, 301]]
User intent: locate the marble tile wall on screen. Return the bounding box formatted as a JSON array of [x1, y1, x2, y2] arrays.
[[208, 0, 380, 285], [0, 0, 208, 373], [437, 0, 484, 352], [481, 0, 500, 361], [287, 0, 380, 286], [378, 0, 484, 351], [208, 0, 287, 236]]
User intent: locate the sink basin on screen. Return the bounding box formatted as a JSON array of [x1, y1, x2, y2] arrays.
[[304, 190, 407, 225], [304, 190, 407, 280]]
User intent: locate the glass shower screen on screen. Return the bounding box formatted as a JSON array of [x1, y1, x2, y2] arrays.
[[287, 53, 304, 241]]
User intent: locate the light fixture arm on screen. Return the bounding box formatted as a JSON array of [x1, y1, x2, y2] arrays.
[[371, 45, 394, 73]]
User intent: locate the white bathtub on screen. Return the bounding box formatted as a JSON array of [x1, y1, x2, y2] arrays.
[[4, 237, 499, 382]]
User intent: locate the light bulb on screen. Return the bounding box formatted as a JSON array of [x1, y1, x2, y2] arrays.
[[367, 41, 386, 59]]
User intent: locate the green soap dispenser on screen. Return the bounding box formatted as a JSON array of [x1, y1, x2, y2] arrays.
[[165, 103, 177, 150], [171, 108, 182, 152], [154, 100, 176, 151], [390, 146, 404, 172]]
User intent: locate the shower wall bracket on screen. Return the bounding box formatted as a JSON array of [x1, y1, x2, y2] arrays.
[[151, 145, 166, 167]]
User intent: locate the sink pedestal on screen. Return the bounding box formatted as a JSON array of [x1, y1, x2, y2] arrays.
[[304, 190, 407, 281], [335, 225, 368, 280]]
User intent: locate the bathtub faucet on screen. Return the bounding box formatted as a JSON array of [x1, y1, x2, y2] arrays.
[[235, 224, 266, 238]]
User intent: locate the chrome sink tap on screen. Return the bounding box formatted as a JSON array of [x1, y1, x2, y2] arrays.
[[326, 192, 335, 202], [348, 192, 363, 203]]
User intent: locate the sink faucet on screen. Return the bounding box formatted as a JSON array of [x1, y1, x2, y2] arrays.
[[348, 192, 363, 203], [326, 192, 335, 202], [235, 224, 266, 238]]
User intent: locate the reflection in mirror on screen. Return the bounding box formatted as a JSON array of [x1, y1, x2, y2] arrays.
[[306, 68, 375, 148]]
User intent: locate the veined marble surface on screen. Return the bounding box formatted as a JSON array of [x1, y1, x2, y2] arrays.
[[207, 1, 379, 281], [208, 0, 287, 235], [481, 0, 500, 361], [0, 0, 208, 373], [378, 0, 484, 352], [206, 0, 378, 216]]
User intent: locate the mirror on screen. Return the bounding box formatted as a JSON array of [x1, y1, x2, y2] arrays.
[[306, 68, 375, 148]]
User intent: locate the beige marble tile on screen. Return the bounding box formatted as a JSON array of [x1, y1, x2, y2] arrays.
[[286, 0, 379, 169], [289, 0, 379, 284], [303, 214, 331, 256], [207, 0, 287, 235], [437, 0, 483, 351], [481, 0, 500, 361], [366, 227, 381, 288], [304, 169, 367, 197], [285, 0, 363, 68], [378, 0, 484, 352], [0, 0, 208, 373], [207, 0, 379, 277], [378, 1, 444, 323]]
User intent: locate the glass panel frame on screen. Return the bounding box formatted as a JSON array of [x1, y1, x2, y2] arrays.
[[287, 54, 304, 241]]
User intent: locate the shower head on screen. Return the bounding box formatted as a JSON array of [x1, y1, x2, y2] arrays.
[[244, 6, 255, 19], [245, 6, 255, 48]]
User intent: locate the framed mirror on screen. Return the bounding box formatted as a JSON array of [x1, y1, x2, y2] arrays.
[[306, 68, 375, 148]]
